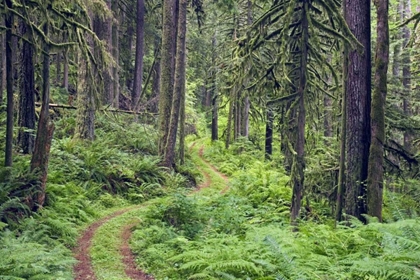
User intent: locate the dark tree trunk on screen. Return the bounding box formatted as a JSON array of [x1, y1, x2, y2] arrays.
[[265, 108, 273, 160], [158, 0, 177, 155], [367, 0, 389, 222], [30, 23, 55, 210], [132, 0, 145, 111], [225, 99, 233, 149], [5, 0, 14, 167], [18, 19, 36, 154], [211, 94, 219, 141], [122, 16, 134, 90], [163, 0, 187, 168], [344, 0, 371, 220], [149, 40, 161, 113], [0, 23, 5, 106]]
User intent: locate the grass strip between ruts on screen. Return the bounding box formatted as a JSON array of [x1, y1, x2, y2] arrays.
[[90, 206, 149, 280]]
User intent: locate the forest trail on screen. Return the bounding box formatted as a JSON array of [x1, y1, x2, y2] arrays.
[[72, 143, 229, 279]]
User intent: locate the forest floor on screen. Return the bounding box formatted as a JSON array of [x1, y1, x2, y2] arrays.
[[72, 143, 229, 279]]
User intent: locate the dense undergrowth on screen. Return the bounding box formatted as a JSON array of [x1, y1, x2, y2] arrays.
[[0, 109, 194, 279], [131, 139, 420, 280]]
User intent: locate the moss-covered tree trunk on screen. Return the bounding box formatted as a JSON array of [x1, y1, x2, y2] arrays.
[[75, 56, 95, 140], [290, 0, 309, 225], [5, 0, 14, 167], [158, 0, 177, 155], [112, 0, 120, 108], [367, 0, 389, 222], [343, 0, 371, 220], [132, 0, 145, 111], [18, 18, 36, 154], [30, 23, 54, 210], [402, 0, 412, 152], [163, 0, 187, 168]]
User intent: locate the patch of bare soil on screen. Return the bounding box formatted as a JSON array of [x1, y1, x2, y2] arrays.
[[121, 222, 155, 280]]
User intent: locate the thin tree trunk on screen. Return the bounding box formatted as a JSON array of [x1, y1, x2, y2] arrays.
[[18, 18, 36, 154], [402, 0, 412, 152], [335, 48, 348, 223], [265, 107, 273, 160], [367, 0, 389, 222], [112, 0, 120, 108], [344, 0, 371, 220], [63, 47, 69, 91], [225, 100, 233, 149], [30, 22, 55, 210], [158, 0, 177, 155], [5, 0, 14, 167], [0, 18, 5, 106], [179, 79, 186, 165], [211, 95, 219, 141], [132, 0, 145, 111]]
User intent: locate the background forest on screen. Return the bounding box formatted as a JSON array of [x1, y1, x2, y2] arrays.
[[1, 0, 420, 279]]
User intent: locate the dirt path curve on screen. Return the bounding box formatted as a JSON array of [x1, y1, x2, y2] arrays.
[[73, 208, 138, 280], [120, 222, 154, 280], [73, 142, 227, 280], [198, 146, 230, 194]]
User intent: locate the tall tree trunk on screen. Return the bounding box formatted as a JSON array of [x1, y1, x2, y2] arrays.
[[75, 54, 95, 140], [367, 0, 389, 222], [5, 0, 14, 167], [163, 0, 187, 168], [30, 22, 54, 210], [150, 39, 161, 113], [63, 46, 69, 91], [343, 0, 371, 221], [265, 107, 273, 160], [290, 0, 309, 225], [0, 18, 5, 106], [132, 0, 145, 111], [112, 0, 120, 108], [18, 18, 36, 154], [56, 50, 61, 85], [179, 78, 186, 165], [225, 100, 233, 149], [402, 0, 412, 152], [158, 0, 177, 155], [241, 0, 252, 138], [335, 59, 347, 223]]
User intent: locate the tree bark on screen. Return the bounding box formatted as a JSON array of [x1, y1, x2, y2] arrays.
[[0, 21, 5, 106], [5, 0, 14, 167], [158, 0, 177, 155], [75, 54, 95, 140], [163, 0, 187, 168], [290, 0, 309, 225], [367, 0, 389, 222], [343, 0, 371, 220], [18, 18, 36, 154], [132, 0, 145, 111], [402, 0, 412, 152], [112, 0, 120, 108], [265, 107, 273, 160], [30, 22, 55, 210]]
